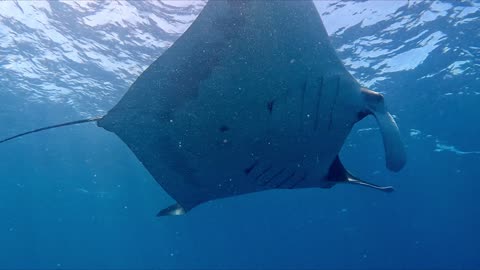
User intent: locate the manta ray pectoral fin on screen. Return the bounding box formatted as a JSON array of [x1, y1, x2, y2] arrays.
[[361, 88, 406, 172], [326, 156, 394, 193], [157, 203, 187, 217]]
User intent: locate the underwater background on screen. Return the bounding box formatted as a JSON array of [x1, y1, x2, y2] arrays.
[[0, 0, 479, 269]]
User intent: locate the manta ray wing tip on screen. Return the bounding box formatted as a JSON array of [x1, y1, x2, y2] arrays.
[[157, 203, 187, 217]]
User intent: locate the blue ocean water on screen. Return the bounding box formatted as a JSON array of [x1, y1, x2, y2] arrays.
[[1, 1, 479, 269]]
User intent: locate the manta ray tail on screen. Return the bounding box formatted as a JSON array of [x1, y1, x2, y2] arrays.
[[0, 116, 103, 144], [326, 156, 394, 193]]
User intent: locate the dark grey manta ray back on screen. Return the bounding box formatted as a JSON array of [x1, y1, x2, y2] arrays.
[[0, 0, 406, 216]]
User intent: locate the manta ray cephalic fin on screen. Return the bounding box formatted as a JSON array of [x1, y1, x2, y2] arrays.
[[326, 156, 394, 193], [361, 88, 406, 172], [345, 174, 394, 193]]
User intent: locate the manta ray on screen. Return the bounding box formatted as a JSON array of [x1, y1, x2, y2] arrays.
[[1, 0, 406, 216]]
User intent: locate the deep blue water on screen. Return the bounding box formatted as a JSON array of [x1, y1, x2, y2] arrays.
[[1, 1, 479, 269]]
